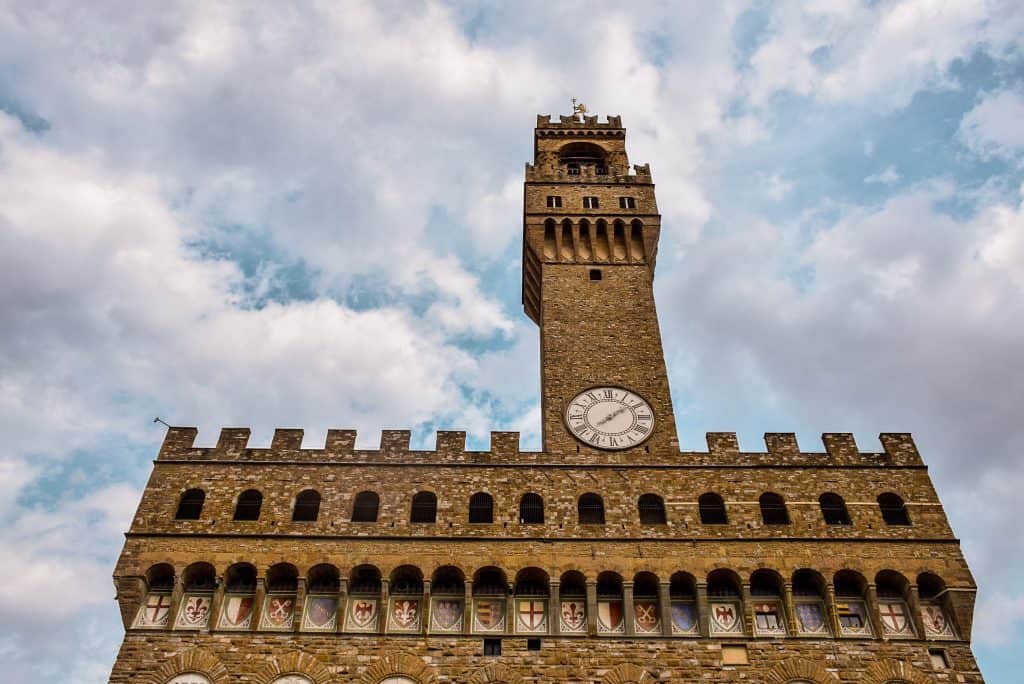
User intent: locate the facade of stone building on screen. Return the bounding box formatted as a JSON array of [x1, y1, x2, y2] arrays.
[[108, 112, 984, 684]]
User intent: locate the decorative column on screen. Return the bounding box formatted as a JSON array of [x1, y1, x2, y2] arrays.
[[782, 581, 798, 635], [906, 584, 927, 638], [623, 581, 636, 636], [166, 573, 186, 630], [659, 580, 673, 636], [866, 584, 883, 638], [549, 580, 561, 635], [463, 581, 474, 635], [585, 579, 598, 636], [335, 578, 348, 634], [292, 577, 307, 632], [206, 574, 227, 633], [695, 581, 710, 638], [421, 579, 432, 636], [739, 582, 755, 637], [380, 579, 391, 634], [823, 584, 842, 637], [505, 583, 514, 636]]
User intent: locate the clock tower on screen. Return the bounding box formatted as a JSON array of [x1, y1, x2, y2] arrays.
[[522, 110, 678, 455]]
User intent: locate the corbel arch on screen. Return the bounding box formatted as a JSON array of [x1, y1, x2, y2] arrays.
[[467, 664, 526, 684], [148, 648, 229, 684], [358, 652, 437, 684], [861, 659, 935, 684], [251, 650, 332, 684], [599, 663, 659, 684], [762, 658, 841, 684]]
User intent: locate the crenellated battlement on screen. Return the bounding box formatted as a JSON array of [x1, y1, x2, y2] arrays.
[[156, 426, 924, 467], [536, 113, 624, 130]]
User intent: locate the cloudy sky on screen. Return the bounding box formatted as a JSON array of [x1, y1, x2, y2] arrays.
[[1, 0, 1022, 680]]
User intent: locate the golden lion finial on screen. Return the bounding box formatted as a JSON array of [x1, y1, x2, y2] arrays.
[[571, 97, 588, 120]]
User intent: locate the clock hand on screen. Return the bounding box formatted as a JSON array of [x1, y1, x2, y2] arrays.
[[595, 405, 629, 427]]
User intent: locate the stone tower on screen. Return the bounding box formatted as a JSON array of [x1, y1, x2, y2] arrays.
[[108, 111, 985, 684]]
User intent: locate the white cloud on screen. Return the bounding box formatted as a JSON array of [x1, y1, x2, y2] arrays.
[[765, 172, 795, 200], [746, 0, 1024, 110], [864, 165, 901, 185], [960, 88, 1024, 160]]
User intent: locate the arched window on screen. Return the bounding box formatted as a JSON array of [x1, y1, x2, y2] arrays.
[[307, 564, 341, 593], [560, 570, 587, 633], [469, 492, 493, 523], [820, 493, 851, 525], [638, 493, 667, 525], [698, 492, 728, 524], [596, 571, 624, 634], [759, 492, 790, 525], [183, 562, 217, 592], [146, 563, 175, 592], [411, 491, 437, 523], [578, 493, 605, 524], [266, 563, 299, 593], [175, 488, 205, 520], [351, 491, 379, 522], [878, 493, 911, 526], [750, 569, 786, 635], [706, 569, 743, 636], [233, 489, 262, 521], [224, 563, 256, 593], [519, 493, 544, 524], [792, 569, 830, 636], [292, 489, 321, 522]]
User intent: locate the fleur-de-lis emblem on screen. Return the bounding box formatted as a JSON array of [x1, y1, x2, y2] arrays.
[[394, 600, 417, 626]]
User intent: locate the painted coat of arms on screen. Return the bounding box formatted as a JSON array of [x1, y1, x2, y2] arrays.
[[175, 594, 211, 628], [302, 596, 337, 631], [388, 598, 420, 631], [880, 601, 914, 636], [796, 602, 828, 634], [134, 593, 172, 628], [837, 600, 871, 635], [516, 599, 546, 633], [922, 603, 954, 638], [670, 602, 697, 634], [633, 600, 660, 634], [597, 599, 624, 633], [754, 602, 785, 635], [560, 600, 586, 632], [261, 596, 295, 629], [430, 598, 463, 632], [710, 602, 741, 634], [474, 598, 506, 632], [218, 595, 254, 629], [347, 598, 378, 630]]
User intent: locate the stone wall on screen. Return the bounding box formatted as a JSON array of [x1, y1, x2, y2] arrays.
[[110, 632, 982, 683]]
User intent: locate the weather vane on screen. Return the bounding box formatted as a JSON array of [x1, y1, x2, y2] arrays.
[[571, 97, 587, 120]]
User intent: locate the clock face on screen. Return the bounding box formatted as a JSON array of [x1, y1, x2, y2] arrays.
[[564, 387, 654, 450]]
